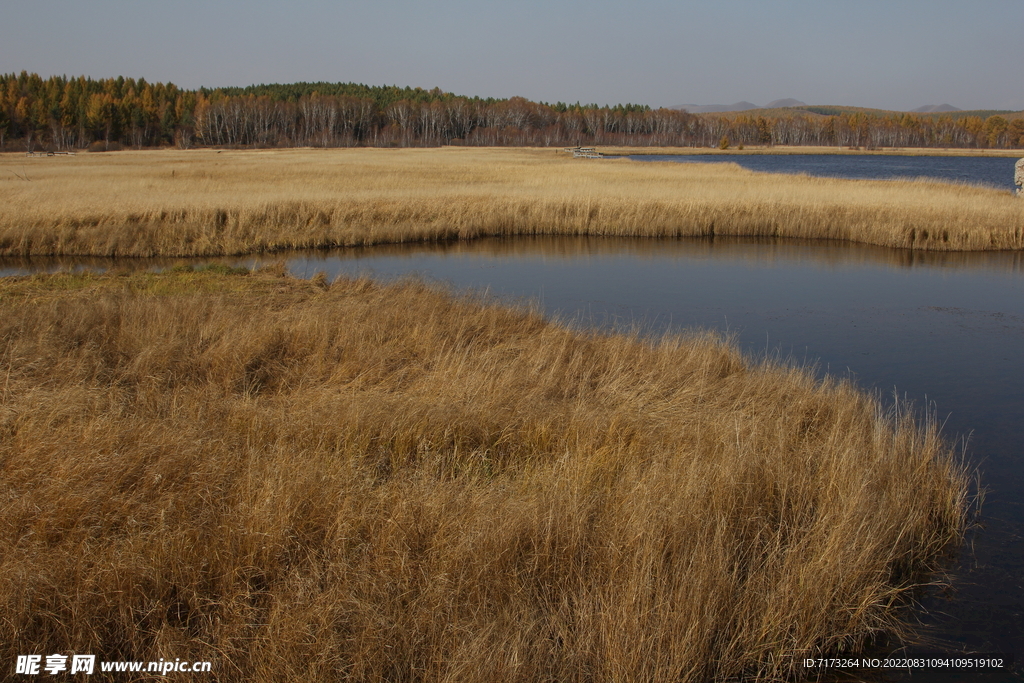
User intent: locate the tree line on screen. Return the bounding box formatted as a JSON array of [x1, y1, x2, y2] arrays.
[[3, 71, 1023, 152]]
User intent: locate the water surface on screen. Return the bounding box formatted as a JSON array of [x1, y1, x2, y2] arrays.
[[631, 153, 1021, 192]]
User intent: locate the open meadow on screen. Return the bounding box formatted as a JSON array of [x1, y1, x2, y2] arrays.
[[1, 147, 1022, 257], [0, 268, 969, 682]]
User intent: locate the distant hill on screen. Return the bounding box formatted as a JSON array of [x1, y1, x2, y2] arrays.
[[667, 101, 1019, 119], [798, 105, 898, 117], [673, 101, 759, 113], [764, 98, 807, 108], [911, 104, 961, 113], [673, 99, 807, 113], [695, 104, 894, 119], [793, 105, 1020, 120], [909, 109, 1021, 120]]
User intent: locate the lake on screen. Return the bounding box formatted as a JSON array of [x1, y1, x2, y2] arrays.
[[630, 153, 1022, 192]]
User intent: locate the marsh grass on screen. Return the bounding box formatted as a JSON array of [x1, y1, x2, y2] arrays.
[[1, 147, 1021, 257], [603, 145, 1024, 157], [0, 269, 969, 681]]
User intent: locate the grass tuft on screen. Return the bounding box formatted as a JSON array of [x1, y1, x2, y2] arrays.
[[0, 270, 969, 681]]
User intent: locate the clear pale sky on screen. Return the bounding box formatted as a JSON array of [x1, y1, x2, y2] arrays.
[[2, 0, 1021, 111]]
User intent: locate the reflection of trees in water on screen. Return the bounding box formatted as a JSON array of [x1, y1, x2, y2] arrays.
[[315, 235, 1024, 273], [0, 255, 180, 277], [3, 236, 1023, 277]]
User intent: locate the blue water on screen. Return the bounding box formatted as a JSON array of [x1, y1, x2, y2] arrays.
[[631, 153, 1021, 192]]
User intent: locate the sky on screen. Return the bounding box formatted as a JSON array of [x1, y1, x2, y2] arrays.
[[2, 0, 1022, 111]]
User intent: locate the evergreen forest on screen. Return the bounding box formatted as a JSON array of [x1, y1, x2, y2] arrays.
[[3, 72, 1023, 152]]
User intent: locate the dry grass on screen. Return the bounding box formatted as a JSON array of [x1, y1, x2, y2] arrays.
[[1, 147, 1021, 257], [0, 269, 968, 682], [604, 145, 1024, 157]]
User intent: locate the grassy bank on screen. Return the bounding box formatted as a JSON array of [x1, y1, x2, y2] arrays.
[[1, 147, 1022, 256], [605, 145, 1024, 157], [0, 269, 968, 681]]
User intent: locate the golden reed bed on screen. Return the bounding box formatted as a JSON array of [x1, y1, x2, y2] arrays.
[[0, 269, 968, 682], [1, 147, 1021, 256]]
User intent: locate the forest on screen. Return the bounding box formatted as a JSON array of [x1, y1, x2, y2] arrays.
[[3, 71, 1023, 152]]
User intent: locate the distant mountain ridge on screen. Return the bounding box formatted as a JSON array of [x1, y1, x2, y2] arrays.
[[672, 100, 808, 113], [910, 104, 961, 113], [764, 99, 806, 109], [673, 100, 969, 114], [672, 101, 759, 113]]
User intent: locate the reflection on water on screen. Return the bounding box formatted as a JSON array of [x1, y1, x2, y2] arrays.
[[2, 236, 1023, 679], [7, 235, 1023, 277], [0, 254, 185, 278], [294, 235, 1024, 272]]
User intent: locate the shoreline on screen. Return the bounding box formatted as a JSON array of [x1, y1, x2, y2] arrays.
[[603, 144, 1024, 157], [5, 145, 1022, 158]]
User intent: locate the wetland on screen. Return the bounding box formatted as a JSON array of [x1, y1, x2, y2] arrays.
[[2, 148, 1022, 681]]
